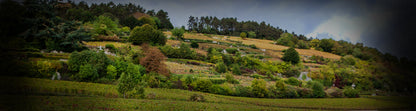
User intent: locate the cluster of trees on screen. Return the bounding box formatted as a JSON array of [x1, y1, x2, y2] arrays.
[[187, 16, 308, 41]]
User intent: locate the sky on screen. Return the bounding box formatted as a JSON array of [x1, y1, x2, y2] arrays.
[[74, 0, 416, 59]]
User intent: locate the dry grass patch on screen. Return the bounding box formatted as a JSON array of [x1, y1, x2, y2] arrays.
[[165, 61, 211, 74]]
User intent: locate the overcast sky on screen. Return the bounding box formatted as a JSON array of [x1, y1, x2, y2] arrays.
[[72, 0, 416, 59]]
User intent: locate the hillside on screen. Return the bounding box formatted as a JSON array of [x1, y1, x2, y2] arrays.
[[0, 77, 409, 110]]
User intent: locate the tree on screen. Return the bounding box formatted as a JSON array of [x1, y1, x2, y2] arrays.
[[129, 24, 166, 45], [92, 15, 120, 36], [116, 63, 145, 98], [140, 45, 169, 76], [76, 64, 99, 82], [120, 16, 141, 29], [106, 65, 117, 80], [282, 47, 300, 64], [171, 27, 185, 40], [232, 64, 241, 75], [310, 39, 320, 48], [240, 32, 247, 39], [276, 33, 296, 47]]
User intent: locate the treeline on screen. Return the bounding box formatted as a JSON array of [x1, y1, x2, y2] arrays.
[[187, 16, 308, 41]]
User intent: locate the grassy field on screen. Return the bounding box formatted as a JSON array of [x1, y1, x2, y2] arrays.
[[0, 76, 410, 110]]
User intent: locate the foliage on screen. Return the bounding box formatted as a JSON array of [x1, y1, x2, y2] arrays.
[[251, 79, 268, 98], [117, 63, 145, 98], [328, 87, 344, 98], [247, 31, 256, 38], [232, 64, 242, 75], [240, 32, 247, 39], [129, 24, 166, 45], [310, 81, 326, 98], [319, 39, 335, 52], [171, 27, 185, 40], [275, 80, 287, 91], [225, 48, 238, 54], [105, 44, 116, 50], [343, 87, 359, 98], [190, 41, 199, 48], [140, 45, 169, 76], [189, 94, 206, 102], [91, 15, 120, 37], [215, 62, 227, 73], [106, 65, 117, 80], [138, 16, 156, 27], [276, 33, 296, 47], [75, 64, 99, 82], [225, 73, 239, 84], [160, 43, 201, 60], [285, 77, 301, 86], [282, 47, 300, 64], [195, 79, 213, 92], [120, 16, 141, 29], [297, 40, 309, 49], [68, 50, 111, 81]]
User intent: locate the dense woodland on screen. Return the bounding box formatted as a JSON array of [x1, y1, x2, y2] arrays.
[[1, 0, 416, 101]]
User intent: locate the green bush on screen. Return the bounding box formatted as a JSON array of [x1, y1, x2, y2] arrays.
[[282, 47, 300, 64], [275, 80, 287, 91], [249, 44, 257, 49], [343, 87, 359, 98], [171, 27, 185, 40], [285, 77, 301, 86], [225, 73, 239, 84], [328, 87, 344, 98], [297, 88, 313, 98], [311, 81, 326, 98], [247, 31, 256, 38], [234, 85, 252, 97], [240, 32, 247, 39], [75, 64, 99, 82], [190, 41, 199, 48], [189, 94, 206, 102], [106, 65, 117, 80], [129, 24, 166, 45], [251, 79, 268, 98], [215, 62, 227, 73], [209, 78, 226, 84], [285, 86, 300, 98], [251, 74, 264, 79], [105, 44, 116, 50], [226, 48, 238, 54], [232, 64, 241, 75], [195, 79, 213, 92]]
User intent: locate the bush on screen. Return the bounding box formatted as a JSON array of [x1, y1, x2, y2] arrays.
[[129, 24, 166, 45], [297, 88, 313, 98], [106, 65, 117, 80], [275, 80, 287, 91], [190, 41, 199, 48], [247, 31, 256, 38], [189, 94, 206, 102], [195, 79, 213, 92], [285, 86, 300, 98], [251, 74, 264, 79], [234, 85, 252, 97], [328, 87, 344, 98], [225, 73, 239, 84], [285, 77, 301, 86], [76, 64, 99, 82], [311, 81, 326, 98], [343, 87, 359, 98], [209, 78, 227, 84], [232, 64, 241, 75], [225, 48, 238, 54], [215, 62, 227, 73], [249, 44, 257, 49], [251, 79, 268, 98], [283, 69, 300, 77], [171, 27, 185, 40], [282, 47, 300, 64], [240, 32, 247, 39], [105, 44, 116, 50], [140, 46, 169, 76]]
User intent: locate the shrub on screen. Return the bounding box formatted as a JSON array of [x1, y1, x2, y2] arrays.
[[328, 87, 344, 98], [215, 62, 227, 73], [282, 47, 300, 64], [225, 48, 238, 54], [171, 27, 185, 40], [140, 46, 169, 76], [105, 44, 116, 50], [189, 94, 206, 102], [76, 64, 99, 82], [247, 31, 256, 38], [251, 79, 268, 98], [343, 87, 359, 98], [129, 24, 166, 45], [225, 73, 239, 84], [234, 85, 252, 97], [296, 40, 309, 49], [190, 41, 199, 48], [251, 74, 264, 79], [285, 77, 301, 86], [311, 81, 326, 98], [240, 32, 247, 39], [209, 78, 227, 84], [232, 64, 241, 75], [195, 79, 213, 92], [249, 44, 257, 49], [275, 80, 287, 91], [297, 88, 313, 98], [285, 86, 300, 98], [106, 65, 117, 80]]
